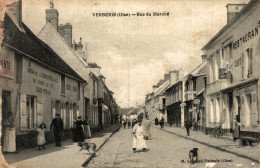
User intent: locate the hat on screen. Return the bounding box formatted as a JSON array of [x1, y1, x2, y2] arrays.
[[78, 116, 82, 119], [56, 114, 60, 116], [137, 119, 142, 122]]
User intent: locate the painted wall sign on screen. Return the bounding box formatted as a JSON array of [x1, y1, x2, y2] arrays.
[[0, 47, 14, 79], [232, 22, 260, 50]]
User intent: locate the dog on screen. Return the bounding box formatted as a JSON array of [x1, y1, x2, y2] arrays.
[[189, 148, 198, 164], [78, 141, 97, 155]]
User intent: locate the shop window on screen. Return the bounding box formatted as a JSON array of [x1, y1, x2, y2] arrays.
[[61, 75, 66, 94], [26, 95, 37, 129]]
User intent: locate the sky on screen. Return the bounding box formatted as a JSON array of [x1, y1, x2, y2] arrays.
[[22, 0, 249, 108]]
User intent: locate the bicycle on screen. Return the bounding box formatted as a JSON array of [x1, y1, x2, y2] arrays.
[[210, 124, 223, 138]]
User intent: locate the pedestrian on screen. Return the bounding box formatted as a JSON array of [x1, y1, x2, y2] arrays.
[[132, 119, 147, 153], [159, 117, 164, 128], [132, 119, 137, 128], [73, 116, 85, 142], [123, 119, 127, 129], [50, 114, 63, 147], [142, 116, 151, 140], [128, 120, 131, 129], [185, 121, 191, 136], [233, 115, 240, 142], [36, 123, 46, 150], [155, 117, 159, 125], [83, 116, 91, 139]]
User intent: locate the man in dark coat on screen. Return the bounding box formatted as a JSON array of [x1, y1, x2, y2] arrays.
[[159, 117, 164, 128], [185, 121, 191, 136], [155, 117, 159, 125], [50, 114, 64, 147]]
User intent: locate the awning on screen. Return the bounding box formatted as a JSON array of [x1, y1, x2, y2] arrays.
[[102, 104, 108, 110], [197, 89, 205, 96], [221, 78, 258, 93]]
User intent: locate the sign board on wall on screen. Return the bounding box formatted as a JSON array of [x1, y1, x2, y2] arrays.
[[0, 47, 14, 79]]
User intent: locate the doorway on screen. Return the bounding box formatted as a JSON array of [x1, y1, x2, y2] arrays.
[[1, 90, 11, 147]]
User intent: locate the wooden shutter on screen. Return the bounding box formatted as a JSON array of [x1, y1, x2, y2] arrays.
[[249, 48, 253, 77], [20, 94, 27, 131], [51, 100, 56, 119], [250, 93, 257, 125], [36, 97, 43, 127], [240, 95, 245, 128], [241, 53, 244, 79]]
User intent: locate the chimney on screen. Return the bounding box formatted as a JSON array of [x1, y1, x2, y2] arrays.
[[226, 4, 246, 24], [45, 0, 59, 30], [177, 68, 184, 81], [169, 70, 178, 83], [164, 73, 170, 81], [58, 23, 72, 46], [6, 0, 22, 27], [201, 54, 207, 62], [153, 85, 159, 91]]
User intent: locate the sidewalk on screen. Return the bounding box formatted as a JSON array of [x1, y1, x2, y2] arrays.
[[3, 124, 120, 168], [154, 125, 260, 163]]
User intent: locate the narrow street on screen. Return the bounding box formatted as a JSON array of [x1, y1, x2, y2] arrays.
[[87, 127, 258, 168]]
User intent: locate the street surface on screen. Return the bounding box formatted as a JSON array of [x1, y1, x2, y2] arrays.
[[87, 127, 259, 168]]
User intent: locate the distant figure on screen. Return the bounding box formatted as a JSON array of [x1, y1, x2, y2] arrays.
[[185, 121, 191, 136], [155, 117, 159, 125], [123, 119, 127, 129], [83, 116, 91, 139], [132, 119, 137, 128], [50, 114, 63, 147], [159, 117, 164, 128], [73, 116, 85, 142], [132, 119, 147, 153], [142, 116, 151, 140], [36, 123, 46, 150], [128, 120, 131, 129], [233, 115, 240, 142]]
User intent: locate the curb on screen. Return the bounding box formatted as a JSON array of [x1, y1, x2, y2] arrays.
[[81, 125, 121, 167], [156, 126, 260, 163]]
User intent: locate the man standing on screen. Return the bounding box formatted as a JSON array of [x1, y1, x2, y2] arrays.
[[159, 117, 164, 128], [142, 116, 151, 140], [185, 121, 191, 136], [132, 119, 147, 153], [50, 114, 63, 147]]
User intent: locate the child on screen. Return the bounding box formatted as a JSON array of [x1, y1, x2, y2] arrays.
[[36, 123, 46, 150]]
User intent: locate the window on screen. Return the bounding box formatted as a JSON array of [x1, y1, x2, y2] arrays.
[[93, 80, 96, 97], [16, 54, 23, 83], [26, 95, 36, 129], [61, 75, 65, 94], [245, 94, 252, 126], [77, 81, 80, 100]]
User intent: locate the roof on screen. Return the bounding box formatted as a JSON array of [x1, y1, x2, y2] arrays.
[[154, 80, 171, 97], [2, 13, 84, 81], [202, 0, 259, 50], [38, 22, 90, 81], [127, 108, 139, 116], [88, 63, 101, 68]]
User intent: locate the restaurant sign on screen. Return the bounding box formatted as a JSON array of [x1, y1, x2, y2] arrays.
[[0, 47, 14, 79]]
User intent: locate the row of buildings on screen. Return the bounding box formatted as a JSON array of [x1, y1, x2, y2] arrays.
[[0, 0, 120, 151], [145, 0, 260, 140]]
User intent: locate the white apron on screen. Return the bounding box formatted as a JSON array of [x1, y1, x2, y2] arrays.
[[132, 124, 147, 150]]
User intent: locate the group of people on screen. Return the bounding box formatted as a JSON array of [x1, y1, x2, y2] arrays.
[[155, 117, 165, 128], [35, 114, 92, 151], [122, 119, 138, 129]]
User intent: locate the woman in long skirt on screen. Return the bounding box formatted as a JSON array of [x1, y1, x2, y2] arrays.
[[73, 116, 85, 142], [132, 119, 147, 153], [83, 116, 91, 139]]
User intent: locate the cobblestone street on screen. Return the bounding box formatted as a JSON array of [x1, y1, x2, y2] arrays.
[[87, 127, 259, 168]]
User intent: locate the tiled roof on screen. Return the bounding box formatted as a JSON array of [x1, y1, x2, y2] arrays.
[[2, 14, 84, 81]]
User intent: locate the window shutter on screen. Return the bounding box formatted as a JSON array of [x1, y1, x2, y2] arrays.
[[241, 53, 244, 79], [76, 105, 79, 118], [249, 48, 253, 76], [51, 100, 56, 119], [250, 93, 257, 125], [240, 95, 245, 127], [20, 94, 27, 131], [36, 97, 43, 127]]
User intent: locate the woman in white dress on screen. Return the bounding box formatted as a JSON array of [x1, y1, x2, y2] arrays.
[[36, 123, 46, 150], [132, 119, 147, 153]]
